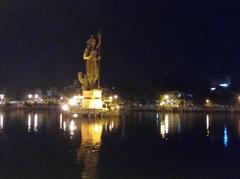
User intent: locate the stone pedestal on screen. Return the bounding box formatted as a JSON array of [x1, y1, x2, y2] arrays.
[[82, 89, 103, 109]]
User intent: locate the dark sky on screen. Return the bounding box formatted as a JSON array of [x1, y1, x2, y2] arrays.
[[0, 0, 239, 90]]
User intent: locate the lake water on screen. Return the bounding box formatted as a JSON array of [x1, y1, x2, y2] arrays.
[[0, 110, 240, 178]]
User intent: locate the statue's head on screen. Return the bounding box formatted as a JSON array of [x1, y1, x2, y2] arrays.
[[89, 38, 96, 47], [87, 35, 96, 48]]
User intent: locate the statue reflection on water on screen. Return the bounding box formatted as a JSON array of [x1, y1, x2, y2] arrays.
[[0, 110, 235, 178], [59, 113, 119, 179]]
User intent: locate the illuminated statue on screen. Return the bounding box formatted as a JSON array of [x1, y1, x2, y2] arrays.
[[78, 31, 101, 90]]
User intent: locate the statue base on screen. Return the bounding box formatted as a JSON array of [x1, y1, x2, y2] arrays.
[[82, 89, 103, 109]]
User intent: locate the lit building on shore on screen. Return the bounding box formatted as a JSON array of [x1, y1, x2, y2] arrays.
[[159, 91, 193, 108]]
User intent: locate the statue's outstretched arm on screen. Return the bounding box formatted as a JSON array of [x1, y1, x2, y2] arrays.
[[83, 49, 90, 60]]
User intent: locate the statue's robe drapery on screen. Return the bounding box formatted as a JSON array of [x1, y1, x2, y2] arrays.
[[83, 49, 99, 89]]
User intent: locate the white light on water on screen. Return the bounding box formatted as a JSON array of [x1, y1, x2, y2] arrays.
[[28, 114, 31, 132], [63, 121, 66, 131], [69, 120, 77, 135], [34, 114, 38, 132], [160, 114, 169, 139], [0, 114, 3, 129], [165, 115, 169, 134], [59, 113, 63, 129], [206, 114, 209, 137]]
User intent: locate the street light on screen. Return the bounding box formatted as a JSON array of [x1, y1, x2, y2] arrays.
[[34, 94, 39, 99], [62, 104, 69, 111], [205, 99, 212, 107], [164, 95, 169, 99], [28, 94, 33, 99], [0, 94, 4, 101]]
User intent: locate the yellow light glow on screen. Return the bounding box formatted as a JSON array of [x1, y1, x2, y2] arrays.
[[81, 122, 103, 146], [73, 113, 78, 118], [164, 95, 169, 99], [69, 96, 80, 106], [109, 96, 113, 101], [93, 100, 103, 109], [62, 104, 69, 111], [77, 120, 104, 178], [109, 121, 114, 131], [160, 101, 165, 106], [114, 95, 118, 99]]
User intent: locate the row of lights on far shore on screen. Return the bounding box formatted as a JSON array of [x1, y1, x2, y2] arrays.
[[27, 94, 40, 99], [108, 95, 118, 101], [205, 96, 240, 105]]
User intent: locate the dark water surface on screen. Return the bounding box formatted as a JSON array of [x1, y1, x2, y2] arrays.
[[0, 110, 240, 178]]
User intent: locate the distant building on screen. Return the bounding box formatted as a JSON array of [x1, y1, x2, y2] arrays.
[[159, 91, 193, 108]]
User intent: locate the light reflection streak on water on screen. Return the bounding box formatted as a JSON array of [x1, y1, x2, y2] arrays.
[[224, 126, 228, 147], [78, 120, 103, 179], [59, 113, 63, 129], [69, 120, 77, 136], [165, 115, 169, 134], [109, 121, 114, 131], [0, 114, 3, 130], [160, 114, 169, 139], [34, 114, 38, 132], [206, 114, 209, 137], [28, 114, 31, 132], [139, 112, 142, 123], [63, 121, 66, 131]]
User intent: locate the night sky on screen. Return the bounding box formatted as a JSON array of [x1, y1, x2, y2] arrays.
[[0, 0, 239, 91]]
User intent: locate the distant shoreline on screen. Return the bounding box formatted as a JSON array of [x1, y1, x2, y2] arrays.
[[129, 106, 240, 113], [0, 104, 60, 110], [1, 104, 240, 113]]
